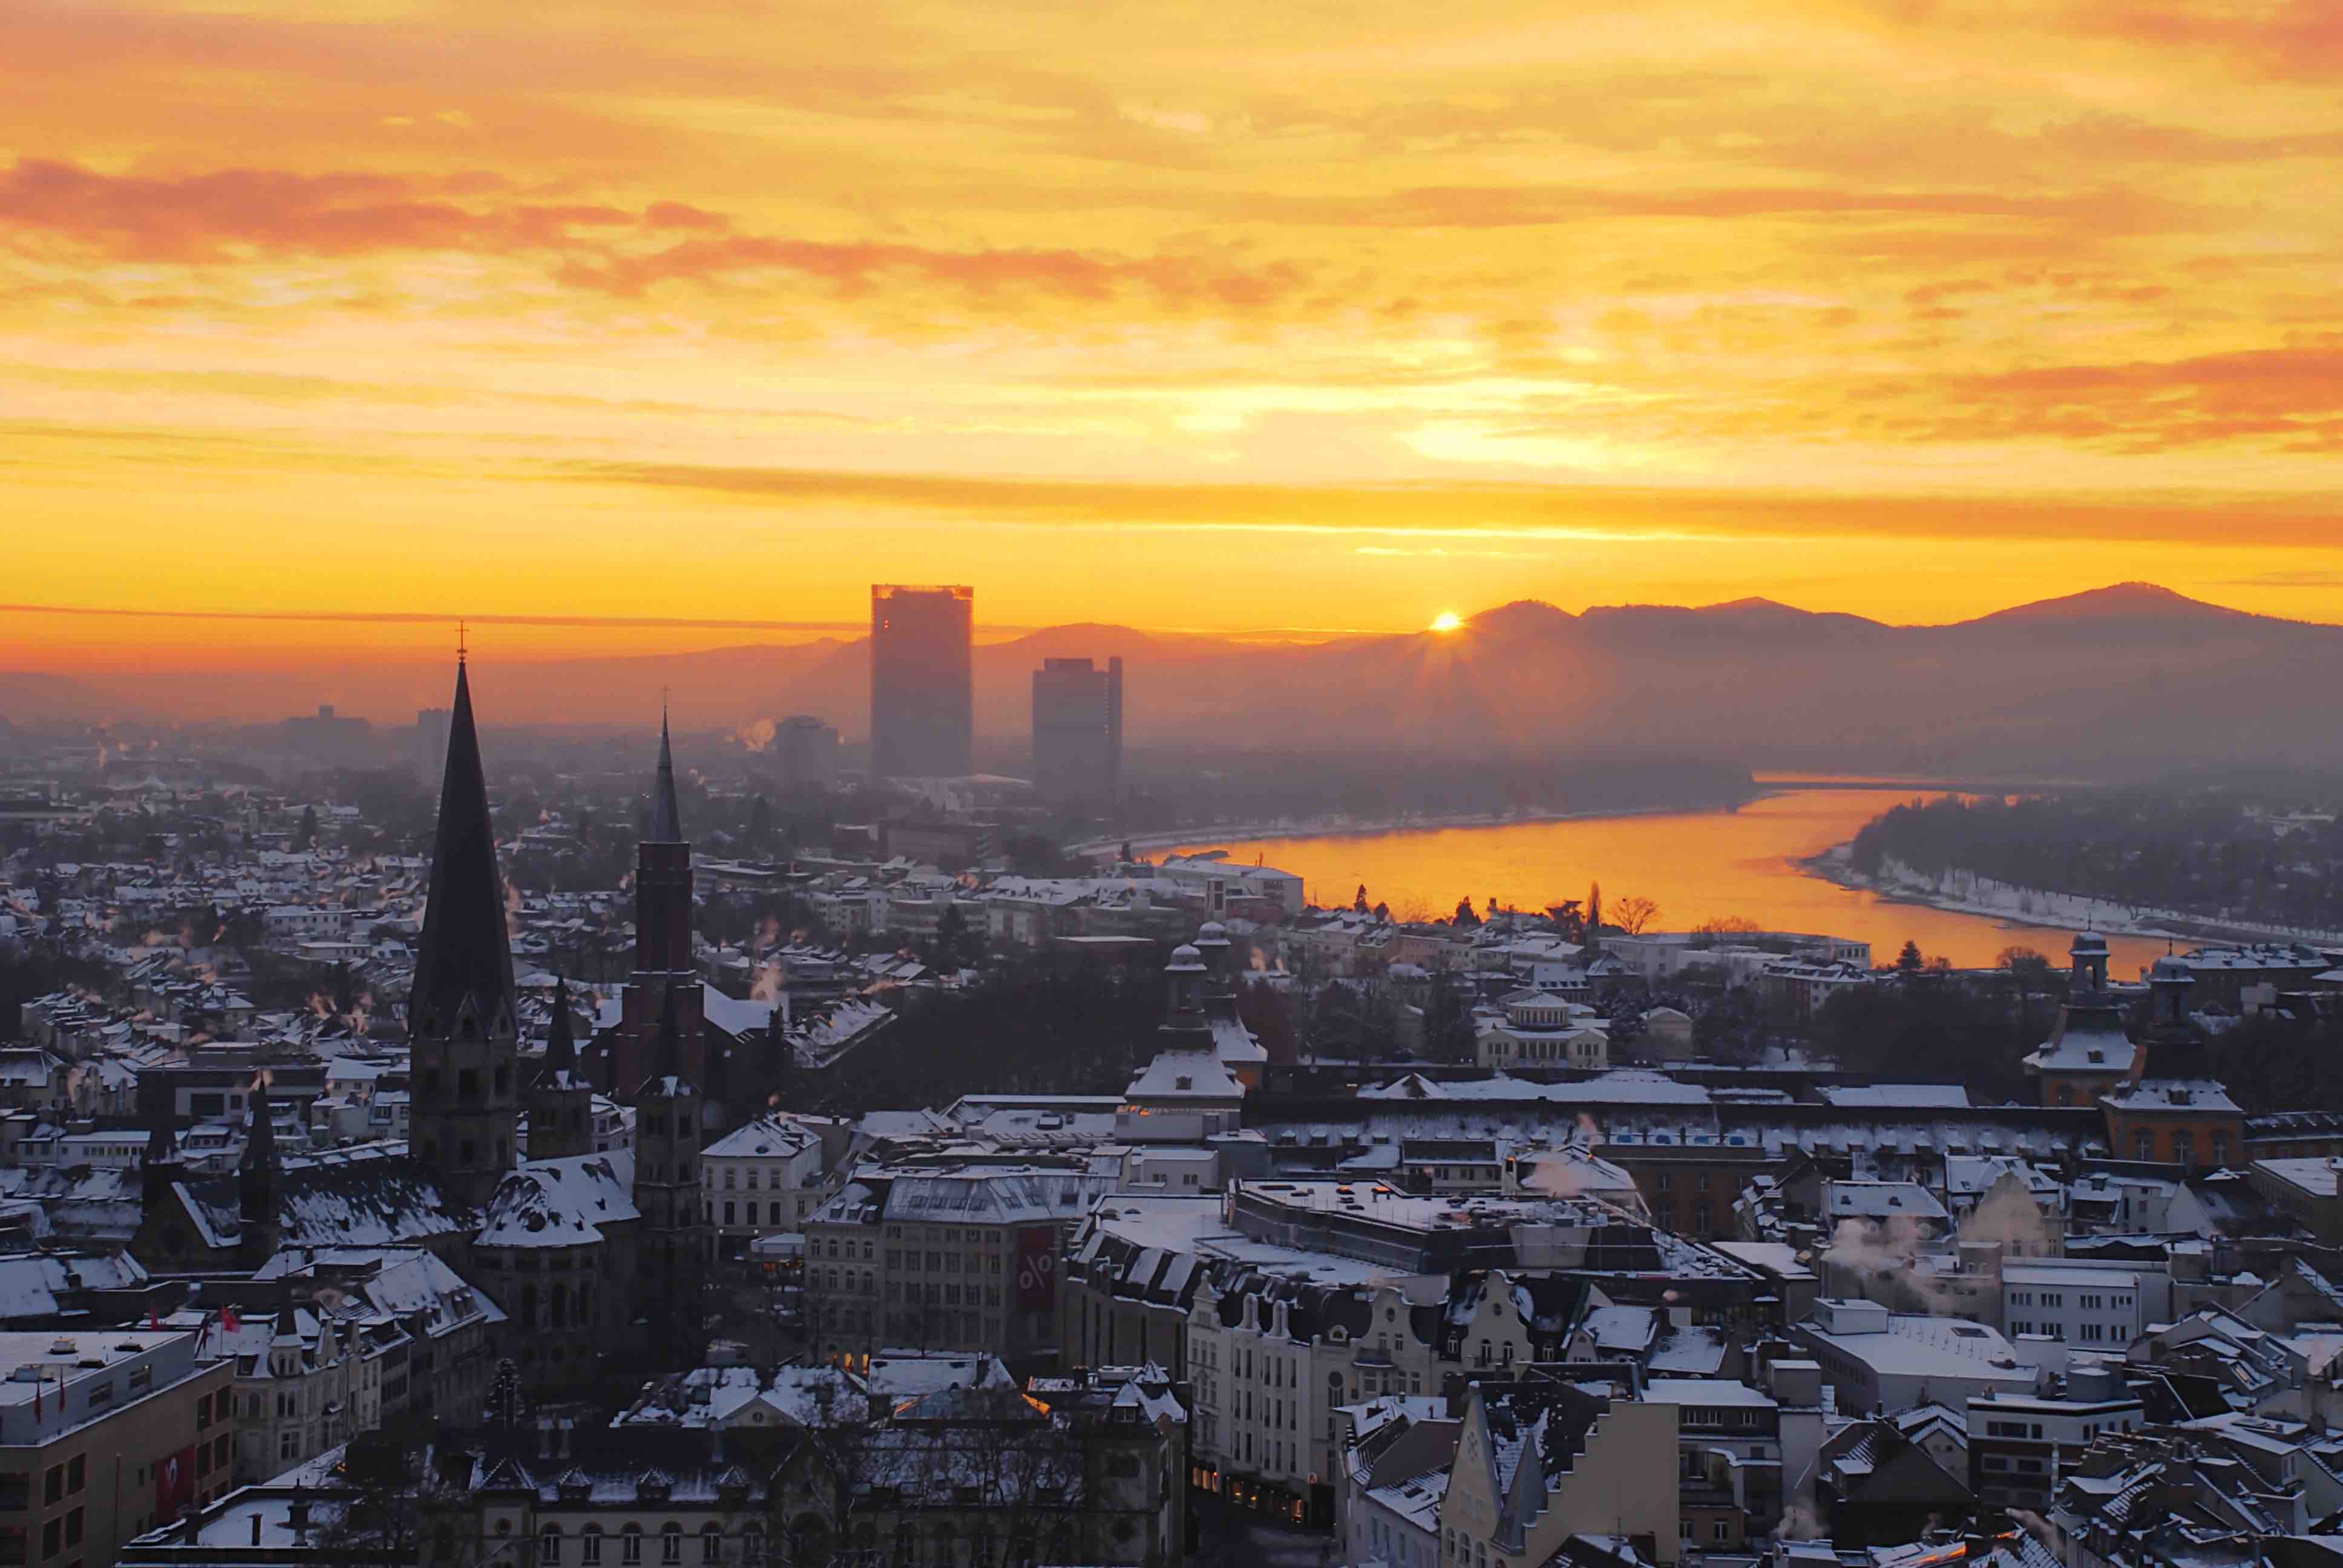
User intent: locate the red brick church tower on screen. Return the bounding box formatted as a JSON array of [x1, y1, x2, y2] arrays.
[[609, 710, 708, 1090]]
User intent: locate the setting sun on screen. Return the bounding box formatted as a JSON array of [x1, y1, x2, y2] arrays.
[[1430, 612, 1463, 634]]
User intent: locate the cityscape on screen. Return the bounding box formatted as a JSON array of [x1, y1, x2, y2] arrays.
[[9, 4, 2343, 1568]]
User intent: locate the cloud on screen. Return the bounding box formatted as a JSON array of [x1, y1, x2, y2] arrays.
[[0, 157, 1308, 314], [1882, 342, 2343, 451], [558, 458, 2343, 547], [552, 234, 1308, 307], [2220, 570, 2343, 588]]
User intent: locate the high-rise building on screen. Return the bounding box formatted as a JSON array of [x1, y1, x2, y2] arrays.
[[1031, 655, 1122, 802], [413, 705, 451, 788], [770, 713, 841, 791], [871, 584, 974, 778]]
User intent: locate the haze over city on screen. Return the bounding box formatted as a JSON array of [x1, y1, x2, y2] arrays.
[[10, 9, 2343, 1568], [9, 0, 2343, 678]]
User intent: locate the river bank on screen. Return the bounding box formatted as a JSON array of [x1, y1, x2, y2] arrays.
[[1803, 843, 2343, 951], [1084, 789, 2177, 970]]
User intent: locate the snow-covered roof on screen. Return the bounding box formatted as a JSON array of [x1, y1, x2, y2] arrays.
[[477, 1150, 639, 1248]]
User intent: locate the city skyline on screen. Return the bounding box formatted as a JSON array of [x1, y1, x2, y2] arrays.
[[8, 0, 2343, 673]]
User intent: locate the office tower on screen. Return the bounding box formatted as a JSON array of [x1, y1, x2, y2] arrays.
[[770, 714, 841, 791], [871, 584, 974, 778], [1031, 655, 1122, 802], [414, 705, 451, 788]]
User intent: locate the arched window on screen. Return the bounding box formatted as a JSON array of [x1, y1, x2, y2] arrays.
[[741, 1527, 764, 1567], [661, 1524, 684, 1565], [891, 1523, 915, 1566], [620, 1525, 643, 1566], [788, 1516, 833, 1566], [581, 1527, 605, 1566], [698, 1525, 723, 1564], [539, 1526, 563, 1566]]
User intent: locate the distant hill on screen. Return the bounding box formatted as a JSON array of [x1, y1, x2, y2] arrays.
[[30, 584, 2343, 777]]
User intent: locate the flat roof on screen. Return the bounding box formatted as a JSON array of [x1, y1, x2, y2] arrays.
[[2003, 1264, 2141, 1287], [1644, 1377, 1778, 1407]]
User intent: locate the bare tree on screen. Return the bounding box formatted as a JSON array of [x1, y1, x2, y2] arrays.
[[1609, 895, 1660, 935]]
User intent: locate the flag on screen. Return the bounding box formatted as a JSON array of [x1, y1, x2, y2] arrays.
[[221, 1305, 240, 1333], [148, 1304, 162, 1331]]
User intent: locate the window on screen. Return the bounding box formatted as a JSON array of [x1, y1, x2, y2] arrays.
[[62, 1460, 80, 1497], [622, 1528, 643, 1566], [582, 1529, 604, 1566], [700, 1527, 723, 1564], [541, 1529, 563, 1566], [661, 1527, 684, 1565]]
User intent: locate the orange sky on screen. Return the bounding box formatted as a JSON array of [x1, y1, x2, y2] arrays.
[[7, 0, 2343, 671]]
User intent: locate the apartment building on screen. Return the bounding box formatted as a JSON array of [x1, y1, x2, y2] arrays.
[[2002, 1263, 2146, 1347], [802, 1166, 1116, 1364], [698, 1116, 831, 1262]]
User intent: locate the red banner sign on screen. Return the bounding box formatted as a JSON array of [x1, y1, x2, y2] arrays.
[[1015, 1226, 1057, 1313]]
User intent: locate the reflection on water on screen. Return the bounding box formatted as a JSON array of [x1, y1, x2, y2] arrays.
[[1176, 789, 2172, 976]]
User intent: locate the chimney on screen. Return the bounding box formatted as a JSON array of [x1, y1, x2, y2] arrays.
[[288, 1492, 311, 1539], [251, 1514, 263, 1546]]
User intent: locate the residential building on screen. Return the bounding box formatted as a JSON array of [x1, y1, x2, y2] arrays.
[[192, 1304, 375, 1485], [1439, 1376, 1681, 1568], [1967, 1374, 2145, 1513], [801, 1165, 1117, 1364], [699, 1115, 830, 1260], [1643, 1379, 1784, 1549], [2001, 1263, 2145, 1347], [2250, 1157, 2343, 1245]]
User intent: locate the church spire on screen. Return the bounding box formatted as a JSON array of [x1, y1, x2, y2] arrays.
[[543, 976, 577, 1079], [647, 707, 684, 845], [239, 1074, 281, 1266], [409, 656, 517, 1041]]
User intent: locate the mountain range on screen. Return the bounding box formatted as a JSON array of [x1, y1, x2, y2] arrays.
[[11, 584, 2342, 776]]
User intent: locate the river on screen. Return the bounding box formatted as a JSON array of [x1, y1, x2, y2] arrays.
[[1172, 787, 2173, 975]]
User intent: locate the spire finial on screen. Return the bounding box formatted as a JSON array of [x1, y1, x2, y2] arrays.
[[458, 619, 467, 662]]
